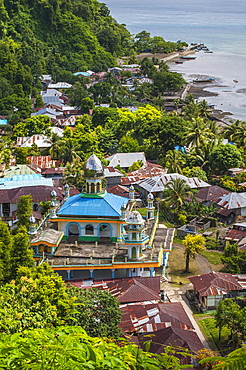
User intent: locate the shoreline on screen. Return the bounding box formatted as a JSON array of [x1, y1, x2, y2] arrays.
[[135, 50, 236, 123]]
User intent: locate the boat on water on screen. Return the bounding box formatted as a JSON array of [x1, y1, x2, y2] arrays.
[[233, 79, 238, 83], [193, 78, 215, 83], [204, 50, 213, 53], [180, 55, 196, 60], [175, 61, 183, 64]]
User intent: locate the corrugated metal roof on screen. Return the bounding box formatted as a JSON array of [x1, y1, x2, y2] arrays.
[[189, 272, 243, 297], [217, 192, 246, 209], [120, 302, 194, 333], [197, 185, 229, 202], [0, 175, 53, 190], [137, 173, 210, 193], [4, 165, 36, 178], [0, 185, 63, 203], [137, 326, 203, 355], [57, 191, 127, 218], [107, 277, 160, 303], [106, 152, 146, 168]]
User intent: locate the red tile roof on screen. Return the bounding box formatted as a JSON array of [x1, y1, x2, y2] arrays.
[[189, 272, 243, 297]]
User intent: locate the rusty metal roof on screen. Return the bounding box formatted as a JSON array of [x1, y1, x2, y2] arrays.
[[137, 326, 203, 355], [120, 302, 194, 333], [225, 228, 246, 242], [107, 277, 160, 303], [0, 185, 63, 204], [121, 162, 166, 185], [189, 272, 243, 297]]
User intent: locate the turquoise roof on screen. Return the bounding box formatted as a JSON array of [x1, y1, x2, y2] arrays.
[[0, 119, 7, 125], [0, 174, 53, 189], [57, 192, 128, 218]]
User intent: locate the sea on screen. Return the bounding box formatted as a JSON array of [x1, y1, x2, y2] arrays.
[[103, 0, 246, 122]]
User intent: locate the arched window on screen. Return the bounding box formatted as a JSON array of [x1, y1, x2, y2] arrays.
[[96, 183, 100, 193], [91, 183, 95, 193], [86, 183, 90, 193], [85, 224, 94, 235]]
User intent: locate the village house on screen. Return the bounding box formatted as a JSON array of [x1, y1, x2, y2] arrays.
[[188, 271, 246, 310]]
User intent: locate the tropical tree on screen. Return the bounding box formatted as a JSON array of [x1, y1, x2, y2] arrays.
[[16, 194, 33, 229], [67, 287, 122, 339], [165, 150, 186, 174], [10, 226, 34, 280], [215, 298, 246, 346], [0, 325, 191, 370], [200, 346, 246, 370], [184, 117, 213, 149], [163, 178, 193, 210], [183, 234, 206, 273], [222, 119, 246, 147], [209, 143, 242, 174], [0, 221, 12, 281]]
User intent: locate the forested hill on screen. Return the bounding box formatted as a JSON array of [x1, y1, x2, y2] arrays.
[[0, 0, 131, 83]]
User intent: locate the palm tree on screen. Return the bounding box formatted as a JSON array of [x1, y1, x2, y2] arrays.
[[164, 178, 193, 210], [198, 99, 212, 118], [222, 120, 244, 143], [184, 117, 214, 149], [59, 138, 81, 164], [48, 133, 61, 160], [165, 150, 186, 174]]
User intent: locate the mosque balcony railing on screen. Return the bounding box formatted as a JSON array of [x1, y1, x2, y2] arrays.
[[121, 234, 149, 244]]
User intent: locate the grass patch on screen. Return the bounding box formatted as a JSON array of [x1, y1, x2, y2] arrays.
[[198, 318, 231, 353], [167, 246, 199, 285], [200, 250, 223, 265], [163, 221, 175, 228], [173, 236, 184, 245]]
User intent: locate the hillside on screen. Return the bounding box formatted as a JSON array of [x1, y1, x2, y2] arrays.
[[0, 0, 131, 96]]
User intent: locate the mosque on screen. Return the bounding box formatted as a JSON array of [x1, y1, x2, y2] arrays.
[[29, 154, 174, 281]]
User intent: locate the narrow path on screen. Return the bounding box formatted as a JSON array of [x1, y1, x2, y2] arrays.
[[161, 281, 210, 349]]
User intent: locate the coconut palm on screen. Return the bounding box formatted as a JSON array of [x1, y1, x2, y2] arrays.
[[165, 150, 186, 174], [184, 117, 214, 149], [222, 119, 245, 144], [198, 99, 212, 118], [164, 177, 193, 210], [59, 138, 81, 164], [48, 133, 61, 160]]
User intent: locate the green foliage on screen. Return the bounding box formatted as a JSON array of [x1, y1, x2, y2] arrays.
[[215, 299, 246, 347], [178, 213, 187, 226], [222, 244, 246, 273], [209, 144, 242, 174], [183, 234, 206, 273], [0, 325, 189, 369], [68, 287, 122, 338], [39, 201, 51, 215], [10, 226, 34, 280], [183, 166, 208, 181], [13, 115, 52, 138], [16, 194, 33, 229], [128, 159, 143, 172], [152, 71, 185, 93]]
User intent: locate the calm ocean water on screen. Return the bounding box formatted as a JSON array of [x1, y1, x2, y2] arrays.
[[104, 0, 246, 121]]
